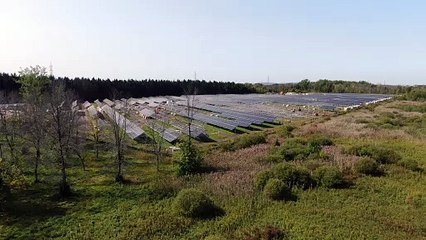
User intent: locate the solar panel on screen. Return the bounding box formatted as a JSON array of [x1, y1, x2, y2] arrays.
[[101, 105, 146, 140], [148, 122, 181, 143], [103, 98, 115, 107], [153, 111, 208, 139]]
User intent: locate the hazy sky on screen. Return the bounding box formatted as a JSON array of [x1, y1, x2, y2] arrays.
[[0, 0, 425, 85]]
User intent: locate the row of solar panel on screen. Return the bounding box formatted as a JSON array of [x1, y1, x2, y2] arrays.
[[153, 112, 208, 139], [148, 122, 181, 143], [192, 103, 275, 126], [101, 105, 146, 140]]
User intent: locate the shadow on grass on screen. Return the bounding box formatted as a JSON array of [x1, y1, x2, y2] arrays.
[[1, 192, 67, 226]]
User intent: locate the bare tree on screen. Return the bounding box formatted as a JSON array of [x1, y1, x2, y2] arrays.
[[184, 86, 198, 145], [0, 93, 20, 197], [90, 117, 101, 161], [17, 66, 51, 183], [105, 98, 128, 183], [46, 81, 78, 197], [146, 116, 167, 172]]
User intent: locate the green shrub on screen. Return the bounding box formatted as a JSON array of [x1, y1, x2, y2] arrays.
[[173, 188, 222, 218], [276, 136, 333, 161], [276, 138, 310, 161], [347, 145, 401, 164], [263, 178, 291, 200], [272, 163, 313, 189], [307, 135, 333, 153], [402, 88, 426, 101], [254, 170, 274, 190], [312, 166, 344, 188], [397, 158, 423, 172], [221, 133, 267, 151], [278, 125, 296, 137], [176, 140, 203, 176], [354, 158, 383, 176]]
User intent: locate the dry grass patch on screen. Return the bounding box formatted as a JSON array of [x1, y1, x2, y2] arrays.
[[201, 144, 271, 196]]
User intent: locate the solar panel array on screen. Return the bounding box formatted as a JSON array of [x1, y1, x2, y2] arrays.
[[153, 111, 208, 139], [196, 103, 276, 123], [148, 122, 181, 143], [82, 101, 91, 109], [103, 98, 115, 107], [177, 110, 238, 131], [101, 105, 146, 140]]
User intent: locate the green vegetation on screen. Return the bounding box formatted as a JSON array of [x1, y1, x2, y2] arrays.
[[263, 178, 291, 200], [396, 104, 426, 113], [270, 135, 333, 161], [401, 87, 426, 101], [176, 140, 203, 176], [347, 144, 401, 164], [256, 163, 314, 190], [220, 132, 267, 151], [1, 88, 426, 239], [312, 166, 344, 188], [172, 188, 222, 218], [354, 158, 383, 176]]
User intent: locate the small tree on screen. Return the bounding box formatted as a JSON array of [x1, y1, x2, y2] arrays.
[[109, 99, 128, 183], [176, 139, 203, 176], [147, 119, 167, 172]]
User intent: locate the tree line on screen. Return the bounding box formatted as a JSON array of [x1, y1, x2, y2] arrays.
[[0, 72, 256, 102], [253, 79, 420, 95]]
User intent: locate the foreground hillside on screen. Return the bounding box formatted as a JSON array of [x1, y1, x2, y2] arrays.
[[1, 100, 425, 239]]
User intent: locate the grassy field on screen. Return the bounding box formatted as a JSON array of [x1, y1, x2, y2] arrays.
[[1, 100, 425, 239]]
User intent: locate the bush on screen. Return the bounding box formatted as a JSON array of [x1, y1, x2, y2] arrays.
[[307, 135, 333, 153], [263, 178, 291, 200], [347, 145, 401, 164], [173, 188, 222, 218], [354, 158, 383, 176], [176, 140, 203, 176], [276, 136, 333, 161], [254, 170, 274, 190], [144, 180, 177, 200], [271, 163, 314, 189], [276, 138, 310, 161], [222, 133, 267, 151], [278, 125, 295, 137], [312, 166, 344, 188], [397, 158, 423, 172], [402, 88, 426, 101]]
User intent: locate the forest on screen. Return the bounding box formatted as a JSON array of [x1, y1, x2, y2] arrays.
[[2, 71, 425, 103], [0, 72, 256, 101]]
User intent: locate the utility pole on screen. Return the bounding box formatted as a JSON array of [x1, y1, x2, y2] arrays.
[[49, 62, 53, 77], [194, 71, 197, 81]]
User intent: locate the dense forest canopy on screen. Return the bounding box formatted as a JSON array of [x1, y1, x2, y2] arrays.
[[0, 72, 256, 101], [0, 72, 423, 102]]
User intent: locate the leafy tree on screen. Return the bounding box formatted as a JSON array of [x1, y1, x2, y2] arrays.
[[176, 140, 203, 176]]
